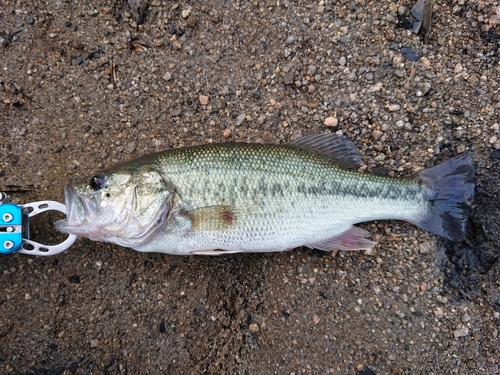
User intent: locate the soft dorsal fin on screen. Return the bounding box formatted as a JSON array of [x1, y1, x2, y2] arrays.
[[285, 133, 363, 169]]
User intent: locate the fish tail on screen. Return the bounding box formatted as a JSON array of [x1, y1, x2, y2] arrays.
[[411, 154, 475, 242]]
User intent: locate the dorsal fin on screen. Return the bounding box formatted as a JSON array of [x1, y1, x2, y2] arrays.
[[285, 133, 363, 169]]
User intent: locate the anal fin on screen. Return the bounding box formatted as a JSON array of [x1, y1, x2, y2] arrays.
[[307, 226, 376, 251]]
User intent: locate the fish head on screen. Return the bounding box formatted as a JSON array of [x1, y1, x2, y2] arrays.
[[56, 165, 171, 247]]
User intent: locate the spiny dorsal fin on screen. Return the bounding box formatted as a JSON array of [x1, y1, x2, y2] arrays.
[[187, 205, 237, 232], [286, 133, 363, 169]]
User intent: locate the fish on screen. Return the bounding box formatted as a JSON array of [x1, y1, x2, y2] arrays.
[[55, 133, 475, 255]]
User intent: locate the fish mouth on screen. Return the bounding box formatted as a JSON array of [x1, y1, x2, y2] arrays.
[[55, 185, 95, 235]]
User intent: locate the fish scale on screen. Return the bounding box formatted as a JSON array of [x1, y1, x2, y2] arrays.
[[56, 134, 475, 255]]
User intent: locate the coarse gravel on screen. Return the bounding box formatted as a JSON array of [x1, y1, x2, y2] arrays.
[[1, 0, 499, 374]]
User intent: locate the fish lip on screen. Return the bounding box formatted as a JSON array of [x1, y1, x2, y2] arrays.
[[55, 185, 88, 233]]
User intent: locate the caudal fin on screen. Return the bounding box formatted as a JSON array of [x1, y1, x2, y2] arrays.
[[412, 154, 475, 242]]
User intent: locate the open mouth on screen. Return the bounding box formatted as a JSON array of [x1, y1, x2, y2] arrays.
[[55, 185, 89, 234]]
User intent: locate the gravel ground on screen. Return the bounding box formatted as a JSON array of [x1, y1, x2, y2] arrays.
[[1, 0, 499, 374]]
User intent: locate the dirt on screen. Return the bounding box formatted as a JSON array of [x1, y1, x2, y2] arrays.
[[1, 0, 499, 374]]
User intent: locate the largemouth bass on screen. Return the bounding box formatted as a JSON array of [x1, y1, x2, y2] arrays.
[[56, 133, 474, 255]]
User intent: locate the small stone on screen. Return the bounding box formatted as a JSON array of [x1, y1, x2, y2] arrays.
[[153, 39, 164, 47], [339, 56, 346, 66], [324, 117, 338, 127], [223, 129, 231, 138], [386, 104, 401, 112], [372, 130, 382, 140], [369, 82, 383, 92], [199, 95, 209, 105], [186, 14, 197, 28], [26, 16, 34, 24], [434, 307, 444, 318], [249, 323, 259, 332], [456, 144, 466, 154], [454, 63, 464, 74], [163, 72, 172, 81], [393, 54, 404, 66], [90, 338, 99, 348], [235, 113, 246, 125], [312, 315, 320, 325], [400, 47, 421, 61], [181, 7, 192, 19], [72, 40, 83, 50], [461, 313, 471, 323], [257, 114, 266, 124], [395, 69, 404, 78], [453, 325, 469, 338], [170, 108, 181, 117], [419, 243, 431, 254]]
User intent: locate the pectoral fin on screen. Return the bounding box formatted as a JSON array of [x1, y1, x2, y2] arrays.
[[187, 206, 237, 232], [307, 226, 376, 251]]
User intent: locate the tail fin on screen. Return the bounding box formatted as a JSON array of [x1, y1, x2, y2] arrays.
[[412, 154, 475, 242]]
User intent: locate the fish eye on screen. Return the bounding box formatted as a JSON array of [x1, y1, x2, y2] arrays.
[[89, 173, 106, 191]]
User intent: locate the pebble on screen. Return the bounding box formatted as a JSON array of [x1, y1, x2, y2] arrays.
[[223, 129, 231, 138], [386, 104, 400, 112], [186, 15, 197, 28], [453, 325, 469, 338], [372, 130, 382, 140], [153, 39, 164, 47], [249, 323, 259, 332], [235, 113, 246, 126], [369, 82, 383, 92], [181, 7, 192, 19], [339, 56, 346, 66], [454, 63, 464, 74], [324, 117, 338, 127], [392, 54, 404, 66], [90, 338, 99, 347], [434, 307, 444, 318], [199, 95, 209, 105], [312, 315, 320, 325], [400, 47, 421, 61], [163, 72, 172, 81], [394, 69, 404, 78], [461, 313, 471, 323]]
